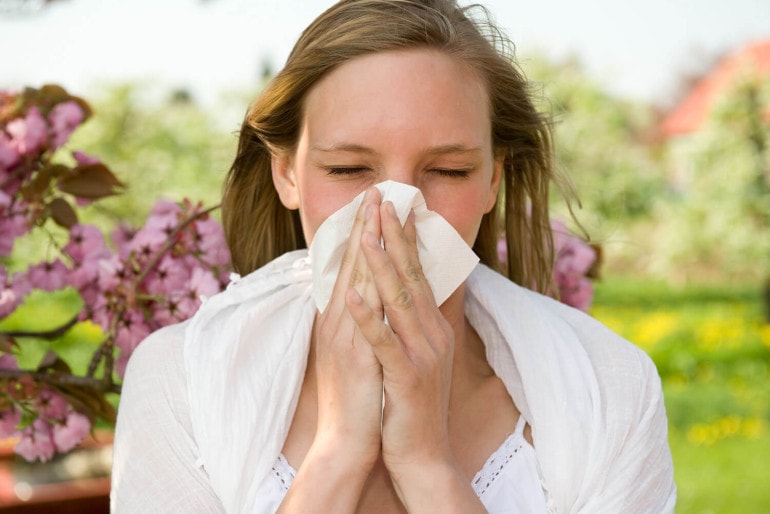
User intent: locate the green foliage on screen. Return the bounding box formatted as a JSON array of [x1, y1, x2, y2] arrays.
[[650, 75, 770, 281], [521, 56, 668, 226], [68, 83, 238, 228]]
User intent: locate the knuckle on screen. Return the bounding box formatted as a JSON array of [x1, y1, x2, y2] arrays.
[[404, 262, 424, 284], [371, 327, 391, 348], [349, 266, 363, 287], [390, 288, 412, 310]]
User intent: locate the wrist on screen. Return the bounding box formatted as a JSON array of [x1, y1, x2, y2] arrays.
[[307, 430, 379, 479], [389, 458, 486, 513]]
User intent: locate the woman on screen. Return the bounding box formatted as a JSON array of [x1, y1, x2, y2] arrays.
[[111, 1, 676, 512]]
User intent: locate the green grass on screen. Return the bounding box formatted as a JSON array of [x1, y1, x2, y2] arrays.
[[592, 277, 770, 513]]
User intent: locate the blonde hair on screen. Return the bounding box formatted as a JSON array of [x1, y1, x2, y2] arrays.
[[222, 0, 564, 293]]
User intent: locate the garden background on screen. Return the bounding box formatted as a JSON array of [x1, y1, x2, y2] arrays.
[[2, 3, 770, 512]]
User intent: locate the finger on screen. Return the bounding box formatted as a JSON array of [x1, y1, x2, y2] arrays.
[[346, 287, 410, 370], [325, 187, 381, 318], [360, 228, 429, 357], [380, 203, 437, 310]]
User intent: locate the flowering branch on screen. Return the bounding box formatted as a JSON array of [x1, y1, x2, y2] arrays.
[[0, 85, 231, 462]]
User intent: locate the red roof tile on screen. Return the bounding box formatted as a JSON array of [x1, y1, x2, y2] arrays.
[[660, 39, 770, 138]]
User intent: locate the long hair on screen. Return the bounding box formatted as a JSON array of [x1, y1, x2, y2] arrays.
[[222, 0, 567, 293]]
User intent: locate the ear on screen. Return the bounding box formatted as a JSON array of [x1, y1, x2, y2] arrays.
[[271, 152, 300, 210], [484, 150, 504, 213]]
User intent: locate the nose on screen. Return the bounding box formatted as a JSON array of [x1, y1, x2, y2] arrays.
[[381, 165, 417, 188]]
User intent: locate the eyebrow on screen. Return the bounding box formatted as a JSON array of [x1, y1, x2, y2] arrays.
[[311, 143, 483, 155]]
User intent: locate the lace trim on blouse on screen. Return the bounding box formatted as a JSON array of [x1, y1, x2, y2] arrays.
[[271, 415, 530, 499]]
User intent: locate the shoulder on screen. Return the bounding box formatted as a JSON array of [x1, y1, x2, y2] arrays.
[[468, 265, 661, 398], [121, 320, 191, 406]]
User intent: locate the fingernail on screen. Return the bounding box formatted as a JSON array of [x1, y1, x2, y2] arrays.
[[364, 204, 372, 221], [385, 201, 396, 218]]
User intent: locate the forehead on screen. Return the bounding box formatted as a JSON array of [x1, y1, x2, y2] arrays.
[[301, 49, 492, 148]]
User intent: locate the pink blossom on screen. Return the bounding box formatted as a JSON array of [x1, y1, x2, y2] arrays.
[[6, 107, 48, 155], [85, 295, 111, 332], [187, 266, 220, 301], [26, 259, 70, 291], [115, 309, 151, 353], [0, 406, 21, 438], [76, 283, 101, 314], [129, 225, 170, 261], [36, 389, 69, 420], [144, 254, 191, 296], [69, 258, 102, 290], [98, 254, 130, 292], [64, 224, 110, 264], [48, 101, 84, 149], [0, 131, 20, 170], [0, 190, 10, 210], [552, 220, 596, 276], [111, 224, 136, 259], [11, 270, 32, 300], [52, 411, 91, 452], [557, 275, 594, 312], [0, 211, 29, 257], [0, 286, 22, 319], [0, 353, 18, 370], [115, 351, 131, 379], [152, 298, 182, 326], [149, 199, 182, 221], [15, 419, 55, 462], [195, 217, 231, 267], [0, 269, 29, 319]]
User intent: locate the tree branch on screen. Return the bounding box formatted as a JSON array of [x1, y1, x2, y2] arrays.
[[0, 313, 80, 340]]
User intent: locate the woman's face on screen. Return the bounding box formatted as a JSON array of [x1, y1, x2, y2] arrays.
[[272, 48, 502, 247]]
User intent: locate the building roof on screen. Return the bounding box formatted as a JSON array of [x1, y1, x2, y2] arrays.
[[659, 39, 770, 138]]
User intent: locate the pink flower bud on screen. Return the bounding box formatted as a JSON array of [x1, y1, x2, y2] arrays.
[[48, 101, 84, 149]]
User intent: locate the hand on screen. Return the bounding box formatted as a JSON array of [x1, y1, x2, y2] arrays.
[[345, 200, 457, 490], [310, 187, 385, 469]]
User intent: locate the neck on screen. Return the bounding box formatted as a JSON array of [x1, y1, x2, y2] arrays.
[[440, 284, 493, 388]]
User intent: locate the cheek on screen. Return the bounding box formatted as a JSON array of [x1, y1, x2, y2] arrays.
[[424, 188, 490, 245], [297, 180, 364, 245]]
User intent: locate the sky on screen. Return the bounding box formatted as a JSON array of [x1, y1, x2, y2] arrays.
[[1, 0, 769, 119]]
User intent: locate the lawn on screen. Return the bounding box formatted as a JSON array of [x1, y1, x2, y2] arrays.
[[591, 277, 770, 513]]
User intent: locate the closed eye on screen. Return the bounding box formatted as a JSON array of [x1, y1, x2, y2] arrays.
[[325, 166, 371, 175], [430, 168, 470, 178]]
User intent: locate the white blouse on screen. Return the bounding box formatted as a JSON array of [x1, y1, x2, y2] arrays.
[[251, 415, 549, 513], [112, 251, 676, 513]]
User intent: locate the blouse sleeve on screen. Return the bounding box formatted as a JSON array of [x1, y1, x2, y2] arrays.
[[110, 322, 226, 513]]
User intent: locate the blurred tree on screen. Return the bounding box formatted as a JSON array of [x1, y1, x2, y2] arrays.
[[523, 55, 667, 225], [652, 74, 770, 285], [68, 83, 236, 229]]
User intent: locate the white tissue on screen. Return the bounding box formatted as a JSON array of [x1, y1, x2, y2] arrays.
[[309, 180, 480, 312]]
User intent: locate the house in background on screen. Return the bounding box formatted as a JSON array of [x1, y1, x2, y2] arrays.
[[658, 39, 770, 192]]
